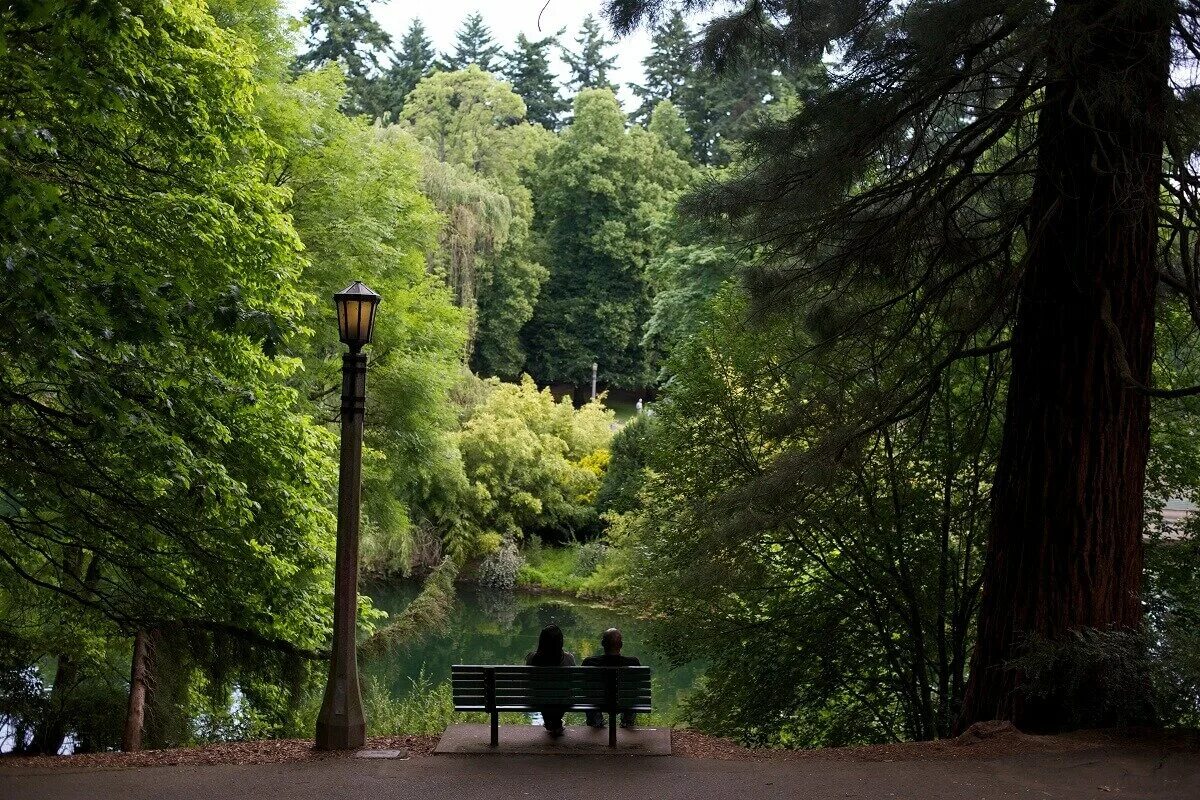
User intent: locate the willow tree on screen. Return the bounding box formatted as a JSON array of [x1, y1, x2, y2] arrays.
[[400, 67, 551, 371], [607, 0, 1200, 731]]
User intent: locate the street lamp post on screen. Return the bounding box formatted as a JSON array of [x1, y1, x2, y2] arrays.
[[316, 281, 381, 751]]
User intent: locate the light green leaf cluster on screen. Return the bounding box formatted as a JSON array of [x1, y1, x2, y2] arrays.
[[449, 377, 615, 555]]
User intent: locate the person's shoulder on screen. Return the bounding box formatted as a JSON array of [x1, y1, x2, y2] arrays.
[[562, 652, 576, 666], [524, 652, 536, 665], [624, 655, 642, 666], [581, 654, 601, 666]]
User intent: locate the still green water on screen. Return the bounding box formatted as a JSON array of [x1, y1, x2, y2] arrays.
[[362, 583, 703, 722]]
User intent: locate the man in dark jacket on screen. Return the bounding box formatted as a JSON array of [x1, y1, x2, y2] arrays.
[[582, 628, 641, 729]]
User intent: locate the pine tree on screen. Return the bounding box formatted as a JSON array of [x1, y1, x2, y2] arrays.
[[630, 9, 694, 124], [562, 15, 618, 93], [607, 0, 1199, 732], [379, 18, 436, 120], [295, 0, 391, 117], [443, 12, 503, 72], [503, 33, 569, 130]]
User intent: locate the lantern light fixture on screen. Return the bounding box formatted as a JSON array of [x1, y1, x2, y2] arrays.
[[333, 281, 381, 352]]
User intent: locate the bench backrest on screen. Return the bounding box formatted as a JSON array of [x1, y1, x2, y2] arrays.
[[451, 665, 652, 713]]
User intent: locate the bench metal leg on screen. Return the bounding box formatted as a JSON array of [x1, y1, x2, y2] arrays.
[[485, 667, 498, 747], [608, 668, 618, 747]]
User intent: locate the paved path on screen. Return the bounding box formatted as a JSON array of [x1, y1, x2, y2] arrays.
[[5, 746, 1199, 800]]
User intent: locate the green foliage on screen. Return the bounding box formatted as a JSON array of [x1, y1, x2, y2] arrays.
[[442, 12, 504, 73], [523, 90, 693, 387], [0, 0, 336, 654], [630, 10, 694, 123], [452, 377, 615, 552], [596, 418, 655, 515], [643, 238, 738, 360], [517, 544, 586, 594], [648, 100, 693, 161], [604, 287, 1004, 745], [295, 0, 391, 117], [401, 67, 552, 375], [562, 15, 618, 93], [258, 65, 467, 581], [379, 19, 438, 121], [503, 33, 570, 131]]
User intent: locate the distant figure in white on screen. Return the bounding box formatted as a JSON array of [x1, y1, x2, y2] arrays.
[[635, 398, 643, 414]]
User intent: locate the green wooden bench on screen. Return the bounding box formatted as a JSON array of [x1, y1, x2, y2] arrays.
[[451, 664, 653, 747]]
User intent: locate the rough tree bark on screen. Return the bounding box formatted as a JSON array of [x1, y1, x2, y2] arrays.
[[959, 0, 1171, 732], [121, 630, 150, 752]]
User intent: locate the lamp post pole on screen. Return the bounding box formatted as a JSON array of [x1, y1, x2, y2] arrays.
[[317, 282, 380, 751]]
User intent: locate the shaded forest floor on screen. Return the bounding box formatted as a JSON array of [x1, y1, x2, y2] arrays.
[[2, 722, 1196, 772]]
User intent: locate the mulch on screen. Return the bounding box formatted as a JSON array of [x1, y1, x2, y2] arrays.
[[3, 723, 1195, 772]]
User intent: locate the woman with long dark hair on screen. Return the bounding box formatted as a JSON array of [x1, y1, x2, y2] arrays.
[[525, 623, 574, 736]]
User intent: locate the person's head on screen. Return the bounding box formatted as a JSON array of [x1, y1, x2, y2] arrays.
[[601, 628, 622, 655], [535, 624, 564, 659]]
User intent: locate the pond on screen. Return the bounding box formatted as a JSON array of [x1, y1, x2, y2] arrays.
[[363, 582, 703, 723]]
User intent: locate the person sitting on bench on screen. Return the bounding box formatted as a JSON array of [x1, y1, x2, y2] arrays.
[[583, 628, 641, 729], [524, 623, 575, 737]]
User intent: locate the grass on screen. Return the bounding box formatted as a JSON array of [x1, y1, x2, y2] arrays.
[[516, 544, 587, 594]]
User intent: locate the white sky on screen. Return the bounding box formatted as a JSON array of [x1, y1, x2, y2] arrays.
[[283, 0, 661, 108]]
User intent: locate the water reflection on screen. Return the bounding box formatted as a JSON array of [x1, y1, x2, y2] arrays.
[[362, 584, 702, 722]]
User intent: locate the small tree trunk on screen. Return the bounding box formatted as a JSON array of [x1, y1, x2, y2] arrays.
[[959, 0, 1171, 732], [121, 631, 149, 752]]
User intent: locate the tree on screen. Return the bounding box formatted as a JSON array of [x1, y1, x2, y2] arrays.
[[443, 12, 503, 72], [606, 0, 1200, 731], [503, 33, 570, 130], [257, 65, 468, 580], [400, 67, 553, 371], [521, 90, 690, 387], [451, 377, 615, 554], [614, 287, 1003, 744], [295, 0, 391, 117], [630, 9, 694, 124], [1, 0, 337, 751], [562, 15, 618, 93], [379, 18, 437, 121], [648, 99, 692, 160]]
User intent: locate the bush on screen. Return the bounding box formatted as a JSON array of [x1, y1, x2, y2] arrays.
[[574, 540, 609, 576], [477, 540, 523, 590]]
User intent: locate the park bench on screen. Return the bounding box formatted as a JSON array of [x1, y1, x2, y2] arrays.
[[451, 664, 653, 748]]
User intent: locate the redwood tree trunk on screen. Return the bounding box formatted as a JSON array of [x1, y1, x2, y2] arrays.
[[958, 0, 1170, 732]]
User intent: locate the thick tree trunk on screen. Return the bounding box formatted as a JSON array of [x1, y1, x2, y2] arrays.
[[959, 0, 1170, 732], [121, 630, 150, 752]]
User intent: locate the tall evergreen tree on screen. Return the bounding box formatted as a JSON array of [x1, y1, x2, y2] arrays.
[[562, 15, 618, 93], [379, 18, 437, 120], [630, 9, 694, 124], [295, 0, 391, 116], [503, 33, 569, 130], [443, 12, 503, 72], [607, 0, 1200, 732]]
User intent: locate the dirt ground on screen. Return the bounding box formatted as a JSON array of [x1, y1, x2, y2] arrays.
[[1, 721, 1195, 771], [4, 725, 1199, 800]]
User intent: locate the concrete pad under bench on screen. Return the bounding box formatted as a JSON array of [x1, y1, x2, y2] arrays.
[[435, 724, 671, 756]]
